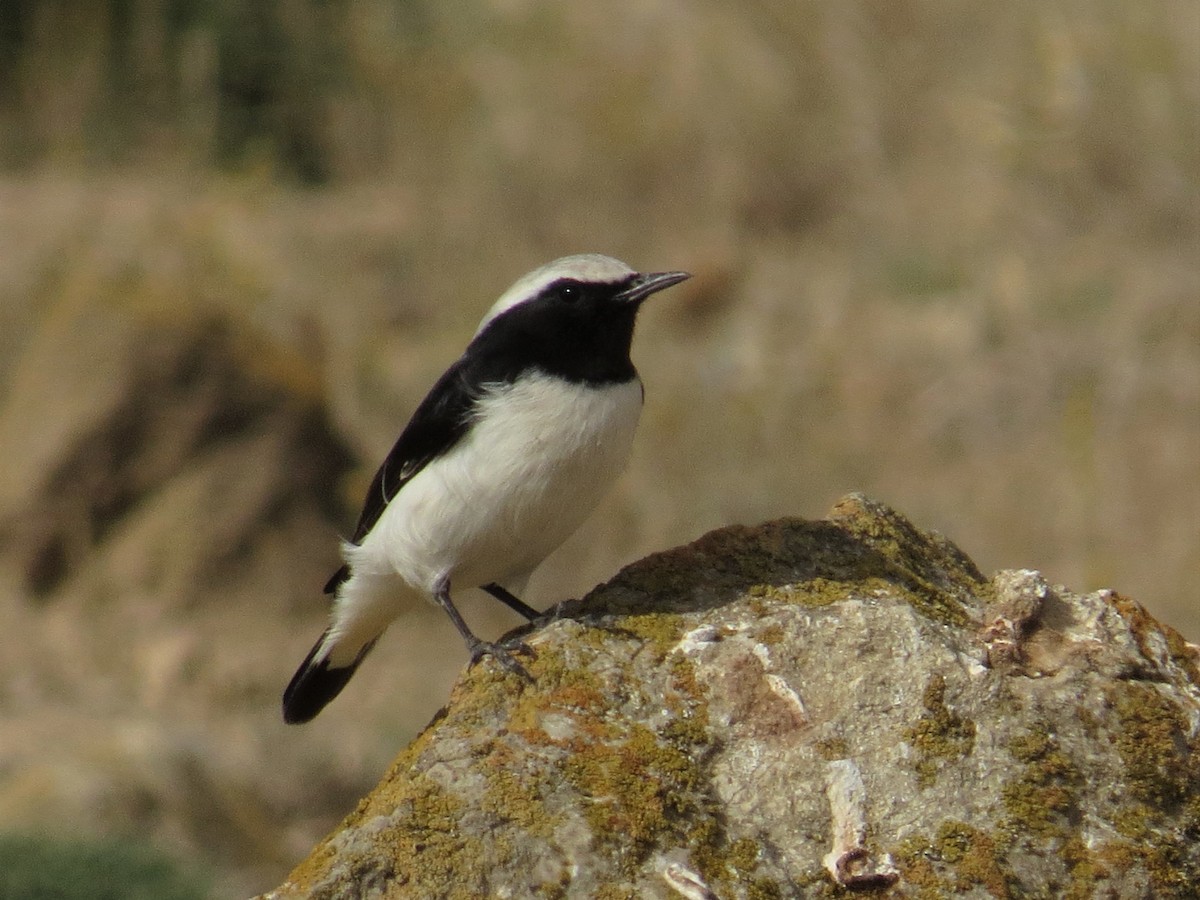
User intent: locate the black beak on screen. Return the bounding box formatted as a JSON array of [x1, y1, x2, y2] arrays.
[[616, 270, 691, 305]]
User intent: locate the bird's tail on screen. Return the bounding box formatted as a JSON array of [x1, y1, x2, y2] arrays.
[[282, 630, 379, 724]]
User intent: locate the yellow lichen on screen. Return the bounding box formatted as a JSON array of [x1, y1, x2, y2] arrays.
[[1000, 727, 1079, 839], [903, 674, 976, 787]]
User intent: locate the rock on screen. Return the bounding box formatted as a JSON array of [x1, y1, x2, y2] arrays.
[[258, 495, 1200, 899]]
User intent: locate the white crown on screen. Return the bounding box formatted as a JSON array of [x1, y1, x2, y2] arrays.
[[475, 254, 636, 336]]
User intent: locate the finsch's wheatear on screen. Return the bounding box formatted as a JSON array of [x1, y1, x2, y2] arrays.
[[283, 254, 689, 723]]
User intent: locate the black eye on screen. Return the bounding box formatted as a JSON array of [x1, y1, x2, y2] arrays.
[[557, 282, 582, 303]]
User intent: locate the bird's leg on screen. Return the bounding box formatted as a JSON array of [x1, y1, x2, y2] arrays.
[[482, 582, 541, 621], [433, 576, 532, 681]]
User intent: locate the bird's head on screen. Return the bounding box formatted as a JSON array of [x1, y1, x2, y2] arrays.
[[475, 254, 690, 337], [468, 254, 690, 384]]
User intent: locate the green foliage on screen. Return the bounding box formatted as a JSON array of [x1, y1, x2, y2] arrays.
[[0, 833, 208, 900], [0, 0, 359, 180]]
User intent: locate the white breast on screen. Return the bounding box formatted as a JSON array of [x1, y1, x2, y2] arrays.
[[356, 373, 643, 595]]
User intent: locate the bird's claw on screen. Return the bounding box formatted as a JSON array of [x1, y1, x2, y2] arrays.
[[502, 634, 538, 656], [469, 639, 534, 681]]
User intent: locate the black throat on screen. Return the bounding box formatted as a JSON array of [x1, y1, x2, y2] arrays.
[[467, 285, 641, 386]]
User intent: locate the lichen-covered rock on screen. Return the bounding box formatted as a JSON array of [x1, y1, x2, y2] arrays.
[[260, 495, 1200, 899]]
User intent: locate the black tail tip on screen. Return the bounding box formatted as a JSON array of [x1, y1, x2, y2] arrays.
[[282, 635, 378, 724], [282, 660, 358, 724]]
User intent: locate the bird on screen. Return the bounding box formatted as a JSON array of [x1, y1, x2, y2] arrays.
[[282, 254, 690, 724]]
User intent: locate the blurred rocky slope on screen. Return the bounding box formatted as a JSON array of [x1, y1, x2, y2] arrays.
[[0, 307, 358, 893], [261, 496, 1200, 899], [0, 1, 1197, 897]]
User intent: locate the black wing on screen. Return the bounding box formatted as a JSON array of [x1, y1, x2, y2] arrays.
[[324, 357, 479, 593]]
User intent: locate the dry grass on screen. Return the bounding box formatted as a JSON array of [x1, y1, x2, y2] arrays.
[[0, 0, 1197, 895], [5, 0, 1194, 627]]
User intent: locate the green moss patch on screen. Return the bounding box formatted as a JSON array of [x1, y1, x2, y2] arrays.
[[903, 674, 977, 787], [1000, 727, 1079, 840], [1099, 681, 1200, 896]]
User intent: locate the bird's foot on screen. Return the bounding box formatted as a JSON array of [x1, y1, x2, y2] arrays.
[[468, 639, 534, 681]]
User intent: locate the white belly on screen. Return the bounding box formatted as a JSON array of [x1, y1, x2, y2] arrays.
[[354, 373, 642, 595]]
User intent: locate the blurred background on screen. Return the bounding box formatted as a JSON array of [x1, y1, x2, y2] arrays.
[[0, 0, 1196, 896]]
